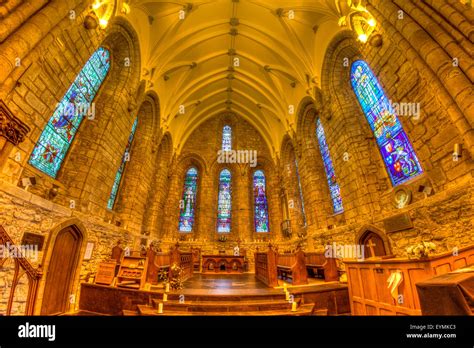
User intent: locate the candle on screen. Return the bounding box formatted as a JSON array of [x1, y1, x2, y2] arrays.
[[285, 291, 290, 301], [291, 301, 297, 312], [165, 283, 170, 292], [283, 283, 287, 292], [163, 293, 168, 302], [158, 303, 163, 314]]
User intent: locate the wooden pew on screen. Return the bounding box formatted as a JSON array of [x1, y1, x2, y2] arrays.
[[344, 244, 474, 315], [255, 246, 278, 287], [305, 252, 339, 282], [170, 245, 193, 282], [145, 249, 171, 284], [277, 248, 308, 285], [146, 245, 193, 284]]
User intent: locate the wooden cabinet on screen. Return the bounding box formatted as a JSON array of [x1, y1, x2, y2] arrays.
[[117, 254, 148, 290], [345, 245, 474, 315]]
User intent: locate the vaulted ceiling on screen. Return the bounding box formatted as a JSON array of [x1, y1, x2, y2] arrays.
[[122, 0, 347, 156]]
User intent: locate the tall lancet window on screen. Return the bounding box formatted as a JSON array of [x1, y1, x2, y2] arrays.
[[294, 159, 307, 226], [107, 118, 138, 210], [217, 169, 232, 233], [316, 119, 344, 214], [29, 47, 111, 177], [179, 167, 198, 232], [222, 125, 232, 151], [351, 60, 423, 186], [253, 170, 269, 232]]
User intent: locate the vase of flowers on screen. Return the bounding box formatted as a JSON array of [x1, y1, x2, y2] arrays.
[[406, 241, 436, 259]]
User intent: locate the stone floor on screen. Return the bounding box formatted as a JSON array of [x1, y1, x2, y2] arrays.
[[183, 273, 269, 290]]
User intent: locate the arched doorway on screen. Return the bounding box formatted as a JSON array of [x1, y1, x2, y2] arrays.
[[360, 231, 387, 258], [40, 225, 83, 315]]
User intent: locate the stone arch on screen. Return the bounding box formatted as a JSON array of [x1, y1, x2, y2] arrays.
[[319, 30, 384, 225], [211, 164, 237, 239], [292, 97, 335, 231], [35, 218, 88, 315], [279, 136, 306, 236], [248, 158, 280, 240], [55, 16, 143, 218], [160, 153, 207, 239], [111, 91, 161, 233], [356, 225, 392, 258], [142, 131, 174, 239]]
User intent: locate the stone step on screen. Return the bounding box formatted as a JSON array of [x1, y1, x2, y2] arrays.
[[151, 298, 300, 312], [136, 304, 318, 316], [153, 292, 287, 302]]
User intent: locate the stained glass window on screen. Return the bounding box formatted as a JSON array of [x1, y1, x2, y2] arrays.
[[222, 125, 232, 151], [316, 119, 344, 214], [294, 159, 307, 226], [179, 167, 198, 232], [351, 60, 423, 186], [217, 169, 232, 233], [29, 47, 111, 177], [107, 118, 138, 210], [253, 170, 269, 232]]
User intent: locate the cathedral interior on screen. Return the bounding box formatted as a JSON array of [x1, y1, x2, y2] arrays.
[[0, 0, 473, 319]]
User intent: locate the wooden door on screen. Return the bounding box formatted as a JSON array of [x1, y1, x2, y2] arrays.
[[361, 232, 386, 258], [41, 226, 82, 315]]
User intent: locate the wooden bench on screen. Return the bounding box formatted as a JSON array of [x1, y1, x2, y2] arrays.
[[305, 252, 339, 282], [277, 248, 308, 285]]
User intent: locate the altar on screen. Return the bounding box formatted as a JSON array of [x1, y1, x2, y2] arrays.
[[201, 255, 245, 273]]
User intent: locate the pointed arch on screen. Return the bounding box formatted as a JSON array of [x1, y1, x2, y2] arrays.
[[217, 168, 232, 233], [107, 117, 138, 210], [253, 169, 270, 233], [28, 47, 111, 177], [316, 118, 344, 214], [222, 125, 232, 151], [351, 60, 423, 186], [178, 167, 199, 232]]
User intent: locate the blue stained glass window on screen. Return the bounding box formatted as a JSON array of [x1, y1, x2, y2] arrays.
[[222, 125, 232, 151], [253, 170, 269, 232], [316, 119, 344, 214], [179, 167, 198, 232], [294, 159, 307, 226], [107, 118, 138, 210], [29, 47, 111, 177], [217, 169, 232, 233], [351, 60, 423, 186]]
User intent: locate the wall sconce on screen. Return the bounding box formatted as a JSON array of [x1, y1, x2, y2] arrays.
[[453, 143, 462, 158], [21, 177, 36, 191], [48, 185, 59, 199]]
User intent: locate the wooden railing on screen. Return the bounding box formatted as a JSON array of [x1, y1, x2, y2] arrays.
[[0, 225, 42, 315]]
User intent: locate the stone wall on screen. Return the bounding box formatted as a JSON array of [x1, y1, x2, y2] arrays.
[[0, 181, 135, 315], [292, 1, 474, 255], [158, 113, 283, 243]]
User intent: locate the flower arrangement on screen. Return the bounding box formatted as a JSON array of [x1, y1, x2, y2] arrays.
[[218, 235, 227, 243], [406, 241, 436, 259]]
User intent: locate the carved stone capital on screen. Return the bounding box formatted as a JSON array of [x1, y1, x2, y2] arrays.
[[0, 100, 30, 146]]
